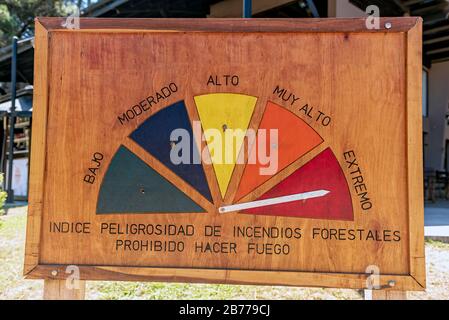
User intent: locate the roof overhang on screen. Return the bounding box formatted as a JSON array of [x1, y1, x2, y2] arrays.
[[351, 0, 449, 66]]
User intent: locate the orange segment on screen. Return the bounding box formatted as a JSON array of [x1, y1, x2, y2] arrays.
[[235, 101, 323, 200]]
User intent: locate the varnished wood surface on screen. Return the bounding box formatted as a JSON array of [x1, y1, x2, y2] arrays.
[[29, 265, 423, 291], [44, 280, 86, 300], [406, 21, 426, 289], [25, 18, 425, 290], [37, 17, 421, 33], [371, 290, 407, 300], [24, 20, 48, 275]]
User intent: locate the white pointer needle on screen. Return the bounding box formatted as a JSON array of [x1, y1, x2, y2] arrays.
[[219, 190, 330, 213]]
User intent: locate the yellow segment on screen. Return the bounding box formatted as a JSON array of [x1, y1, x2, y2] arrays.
[[194, 93, 257, 198]]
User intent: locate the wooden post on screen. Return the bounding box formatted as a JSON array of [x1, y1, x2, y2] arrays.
[[365, 290, 407, 300], [43, 280, 86, 300]]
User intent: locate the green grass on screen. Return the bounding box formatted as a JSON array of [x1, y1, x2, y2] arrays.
[[87, 281, 361, 300], [0, 211, 42, 299], [425, 239, 449, 249], [0, 214, 26, 238]]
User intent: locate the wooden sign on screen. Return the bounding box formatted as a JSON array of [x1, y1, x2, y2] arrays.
[[25, 17, 425, 291]]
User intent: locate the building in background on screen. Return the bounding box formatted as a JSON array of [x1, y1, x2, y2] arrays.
[[0, 0, 448, 200], [327, 0, 449, 200]]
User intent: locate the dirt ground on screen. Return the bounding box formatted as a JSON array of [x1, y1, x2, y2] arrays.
[[1, 206, 447, 300]]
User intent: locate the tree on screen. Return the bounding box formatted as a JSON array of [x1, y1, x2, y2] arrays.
[[0, 173, 7, 215], [0, 0, 79, 47]]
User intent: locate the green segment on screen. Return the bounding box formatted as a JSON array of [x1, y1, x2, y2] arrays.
[[96, 146, 205, 214]]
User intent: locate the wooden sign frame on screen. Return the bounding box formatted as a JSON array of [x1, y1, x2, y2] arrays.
[[24, 17, 425, 292]]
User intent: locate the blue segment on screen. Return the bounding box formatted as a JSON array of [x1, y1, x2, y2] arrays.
[[129, 101, 212, 202], [97, 146, 205, 214]]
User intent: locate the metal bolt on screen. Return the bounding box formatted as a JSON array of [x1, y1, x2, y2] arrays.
[[388, 280, 396, 287], [51, 270, 58, 276], [140, 188, 145, 194], [385, 22, 392, 30]]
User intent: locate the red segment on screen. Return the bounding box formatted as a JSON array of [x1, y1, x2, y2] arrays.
[[235, 101, 323, 200], [241, 148, 354, 221]]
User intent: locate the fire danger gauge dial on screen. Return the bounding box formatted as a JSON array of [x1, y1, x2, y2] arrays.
[[96, 93, 353, 221]]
